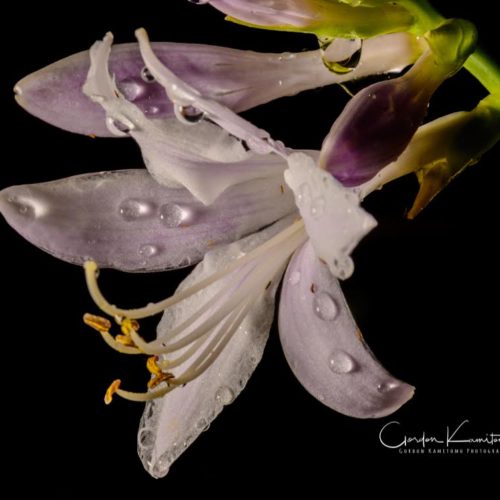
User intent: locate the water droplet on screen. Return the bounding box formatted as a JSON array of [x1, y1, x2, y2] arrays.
[[196, 418, 210, 432], [320, 37, 363, 74], [138, 428, 154, 448], [144, 105, 161, 116], [119, 199, 155, 221], [174, 104, 205, 125], [242, 137, 273, 155], [311, 196, 325, 218], [159, 203, 191, 228], [141, 66, 155, 83], [139, 244, 159, 258], [377, 381, 400, 393], [11, 199, 34, 217], [118, 80, 145, 101], [297, 183, 311, 207], [152, 455, 171, 478], [328, 350, 356, 374], [106, 117, 133, 136], [313, 292, 338, 321], [215, 386, 234, 405], [289, 271, 301, 285], [278, 79, 283, 86], [188, 0, 209, 4]]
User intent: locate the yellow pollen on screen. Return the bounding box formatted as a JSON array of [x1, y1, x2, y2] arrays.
[[115, 334, 136, 347], [120, 318, 140, 335], [146, 356, 175, 389], [83, 313, 112, 333], [104, 379, 121, 405]]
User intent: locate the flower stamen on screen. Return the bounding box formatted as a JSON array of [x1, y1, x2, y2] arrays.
[[83, 313, 142, 355], [104, 379, 122, 405]]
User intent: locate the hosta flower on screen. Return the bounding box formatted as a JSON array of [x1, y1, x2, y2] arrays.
[[1, 1, 498, 480]]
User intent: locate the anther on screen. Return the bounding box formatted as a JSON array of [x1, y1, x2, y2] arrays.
[[104, 379, 121, 405]]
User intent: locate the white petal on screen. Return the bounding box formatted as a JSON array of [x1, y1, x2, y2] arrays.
[[284, 152, 377, 279], [83, 33, 288, 205], [137, 216, 295, 478]]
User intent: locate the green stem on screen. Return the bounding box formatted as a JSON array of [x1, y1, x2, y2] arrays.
[[401, 0, 500, 94], [464, 50, 500, 95]]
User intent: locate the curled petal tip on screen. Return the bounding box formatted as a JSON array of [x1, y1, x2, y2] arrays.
[[279, 242, 414, 419]]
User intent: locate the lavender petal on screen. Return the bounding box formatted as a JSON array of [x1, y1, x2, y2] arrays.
[[0, 170, 295, 271], [279, 241, 415, 418]]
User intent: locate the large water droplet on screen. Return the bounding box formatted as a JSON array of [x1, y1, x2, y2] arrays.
[[119, 199, 155, 221], [289, 271, 301, 285], [377, 381, 400, 393], [328, 350, 356, 374], [313, 292, 338, 321], [174, 104, 205, 125], [159, 203, 191, 228], [139, 244, 159, 258], [320, 37, 363, 74], [215, 386, 234, 405], [311, 196, 325, 218], [141, 66, 155, 83]]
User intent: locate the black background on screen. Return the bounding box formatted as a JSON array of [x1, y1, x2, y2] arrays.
[[1, 0, 498, 491]]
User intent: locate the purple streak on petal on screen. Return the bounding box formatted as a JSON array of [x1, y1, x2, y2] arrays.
[[15, 33, 421, 137], [0, 170, 295, 271], [279, 241, 414, 418], [320, 51, 444, 187]]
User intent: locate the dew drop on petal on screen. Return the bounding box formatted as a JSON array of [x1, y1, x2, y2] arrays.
[[139, 244, 159, 258], [159, 203, 191, 228], [144, 105, 161, 116], [320, 38, 363, 75], [215, 386, 234, 405], [152, 455, 171, 478], [138, 428, 154, 448], [328, 350, 356, 374], [141, 66, 156, 83], [249, 137, 274, 154], [313, 292, 338, 321], [174, 104, 205, 125], [196, 418, 210, 432], [297, 183, 312, 207], [118, 80, 145, 101], [106, 117, 133, 135], [311, 196, 325, 218], [119, 199, 155, 221], [377, 381, 400, 393], [289, 271, 301, 285]]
